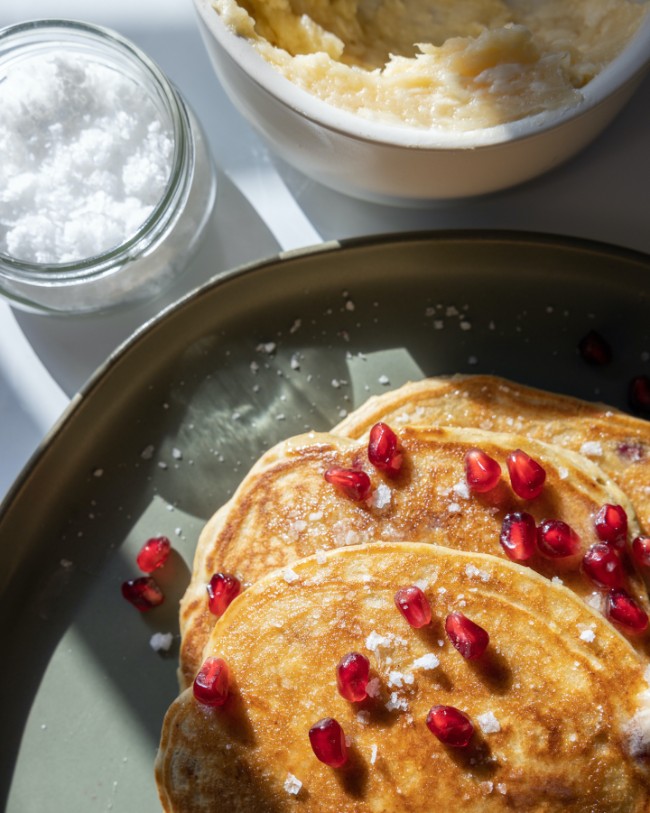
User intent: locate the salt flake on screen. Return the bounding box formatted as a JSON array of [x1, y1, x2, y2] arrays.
[[477, 711, 501, 734], [580, 441, 603, 457], [284, 774, 302, 795], [282, 567, 299, 584]]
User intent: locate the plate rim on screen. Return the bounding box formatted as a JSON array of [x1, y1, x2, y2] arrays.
[[2, 227, 649, 526]]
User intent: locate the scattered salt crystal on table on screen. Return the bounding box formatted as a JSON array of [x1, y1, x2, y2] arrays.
[[0, 52, 173, 263], [149, 632, 173, 652]]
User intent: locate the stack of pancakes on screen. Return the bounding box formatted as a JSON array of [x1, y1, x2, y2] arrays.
[[156, 375, 650, 812]]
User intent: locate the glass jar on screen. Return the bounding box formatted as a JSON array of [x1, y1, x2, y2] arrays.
[[0, 19, 216, 315]]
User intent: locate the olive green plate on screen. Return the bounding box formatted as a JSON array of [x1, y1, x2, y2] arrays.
[[2, 231, 650, 811]]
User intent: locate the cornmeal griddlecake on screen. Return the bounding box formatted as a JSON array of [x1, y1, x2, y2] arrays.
[[178, 426, 649, 689], [334, 375, 650, 532], [158, 543, 650, 812]]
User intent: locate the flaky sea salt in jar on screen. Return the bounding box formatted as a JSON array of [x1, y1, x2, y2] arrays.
[[0, 20, 216, 314]]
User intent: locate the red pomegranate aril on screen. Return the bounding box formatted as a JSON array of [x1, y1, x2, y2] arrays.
[[629, 376, 650, 416], [368, 422, 403, 476], [426, 705, 474, 748], [506, 449, 546, 500], [309, 718, 348, 768], [582, 543, 625, 589], [193, 656, 230, 707], [537, 519, 581, 558], [121, 576, 164, 611], [500, 511, 537, 561], [445, 612, 489, 659], [594, 504, 628, 549], [632, 536, 650, 568], [606, 589, 649, 634], [136, 535, 171, 573], [336, 652, 370, 702], [324, 466, 372, 501], [578, 330, 612, 366], [465, 448, 502, 493], [207, 572, 241, 616], [394, 585, 432, 628]]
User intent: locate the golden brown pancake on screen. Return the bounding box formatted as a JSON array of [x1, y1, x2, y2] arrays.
[[333, 375, 650, 533], [178, 425, 648, 689], [157, 543, 650, 813]]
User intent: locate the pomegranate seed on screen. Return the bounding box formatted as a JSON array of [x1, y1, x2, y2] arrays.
[[324, 466, 371, 501], [632, 536, 650, 568], [193, 656, 230, 707], [629, 376, 650, 416], [368, 422, 403, 476], [536, 519, 580, 558], [308, 718, 348, 768], [465, 448, 501, 493], [578, 330, 611, 365], [207, 572, 241, 616], [582, 543, 625, 589], [336, 652, 370, 702], [426, 705, 474, 748], [445, 612, 489, 659], [121, 576, 164, 611], [594, 504, 628, 549], [506, 449, 546, 500], [136, 535, 171, 573], [606, 589, 649, 634], [500, 511, 537, 561], [394, 585, 432, 628]]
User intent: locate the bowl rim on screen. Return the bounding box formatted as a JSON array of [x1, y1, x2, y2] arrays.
[[193, 0, 650, 149]]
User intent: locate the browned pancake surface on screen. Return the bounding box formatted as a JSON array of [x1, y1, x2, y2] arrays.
[[333, 375, 650, 532], [158, 543, 650, 813], [178, 426, 648, 688]]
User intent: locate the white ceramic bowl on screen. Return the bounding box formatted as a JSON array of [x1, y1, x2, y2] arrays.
[[193, 0, 650, 204]]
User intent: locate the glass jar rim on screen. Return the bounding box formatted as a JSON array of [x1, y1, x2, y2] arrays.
[[0, 18, 190, 282]]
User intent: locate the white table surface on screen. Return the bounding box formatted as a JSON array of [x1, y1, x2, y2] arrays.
[[1, 0, 650, 504]]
